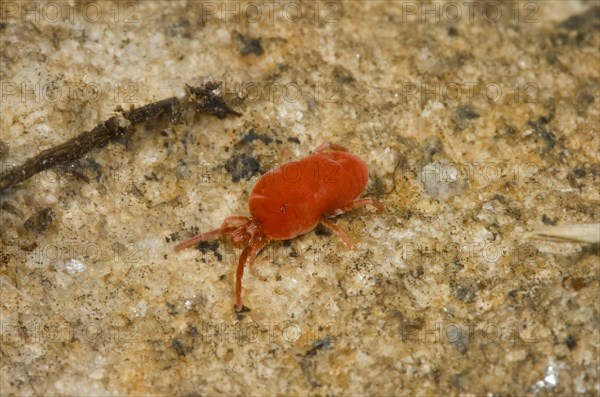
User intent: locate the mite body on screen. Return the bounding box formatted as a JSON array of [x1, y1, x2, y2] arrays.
[[175, 142, 383, 311]]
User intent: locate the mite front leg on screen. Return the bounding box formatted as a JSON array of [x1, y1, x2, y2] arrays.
[[235, 246, 251, 312], [221, 216, 250, 229], [174, 226, 238, 252], [320, 197, 384, 249], [281, 145, 292, 164], [175, 217, 251, 252], [325, 197, 385, 217], [320, 218, 354, 250], [235, 239, 269, 312], [314, 142, 349, 153], [349, 197, 385, 212]]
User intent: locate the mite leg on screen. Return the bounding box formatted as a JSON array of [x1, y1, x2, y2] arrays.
[[348, 197, 385, 212], [174, 224, 241, 252], [281, 144, 292, 163], [325, 197, 385, 218], [314, 142, 348, 153], [174, 217, 251, 252], [235, 239, 269, 312], [235, 246, 251, 312], [221, 216, 250, 229], [321, 218, 354, 250]]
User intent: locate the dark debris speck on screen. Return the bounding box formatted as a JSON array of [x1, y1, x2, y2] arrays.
[[169, 232, 181, 243], [185, 82, 242, 119], [566, 335, 577, 350], [166, 302, 179, 316], [0, 140, 9, 159], [58, 158, 103, 183], [527, 115, 556, 153], [235, 305, 251, 320], [237, 33, 264, 56], [188, 325, 198, 337], [419, 138, 444, 158], [225, 153, 260, 182], [572, 168, 586, 178], [560, 6, 600, 32], [241, 129, 272, 145], [314, 223, 332, 237], [332, 65, 355, 84], [168, 18, 191, 38], [541, 214, 557, 225], [197, 240, 222, 261], [455, 105, 480, 120], [1, 201, 23, 218], [576, 89, 595, 115], [306, 338, 331, 357], [24, 208, 56, 235], [448, 26, 459, 36], [171, 338, 189, 357], [454, 278, 477, 303]]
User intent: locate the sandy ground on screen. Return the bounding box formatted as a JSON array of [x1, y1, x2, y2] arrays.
[[1, 1, 599, 395]]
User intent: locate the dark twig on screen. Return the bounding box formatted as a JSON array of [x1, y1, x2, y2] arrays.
[[0, 82, 240, 193]]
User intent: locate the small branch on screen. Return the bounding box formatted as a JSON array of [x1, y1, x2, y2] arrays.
[[0, 82, 240, 193]]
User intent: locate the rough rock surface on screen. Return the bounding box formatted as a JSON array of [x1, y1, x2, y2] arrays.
[[1, 1, 598, 395]]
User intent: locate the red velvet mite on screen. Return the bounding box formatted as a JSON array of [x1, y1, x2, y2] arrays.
[[175, 142, 384, 312]]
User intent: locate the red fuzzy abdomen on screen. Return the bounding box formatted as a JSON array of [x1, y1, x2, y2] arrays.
[[249, 151, 369, 240]]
